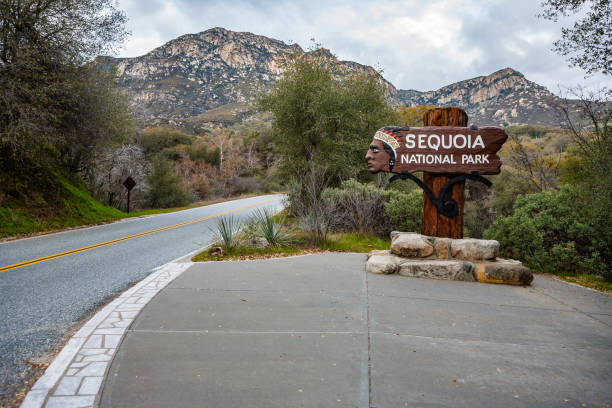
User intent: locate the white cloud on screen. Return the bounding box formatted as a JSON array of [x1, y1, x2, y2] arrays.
[[114, 0, 611, 94]]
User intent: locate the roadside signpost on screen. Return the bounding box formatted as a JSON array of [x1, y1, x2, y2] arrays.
[[123, 176, 136, 213]]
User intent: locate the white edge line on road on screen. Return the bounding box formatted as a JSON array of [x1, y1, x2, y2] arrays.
[[20, 258, 195, 408]]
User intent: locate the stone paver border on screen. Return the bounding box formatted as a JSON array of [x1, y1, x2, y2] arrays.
[[20, 259, 193, 408]]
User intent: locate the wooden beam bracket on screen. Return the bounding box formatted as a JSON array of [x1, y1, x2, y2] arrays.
[[390, 171, 491, 218]]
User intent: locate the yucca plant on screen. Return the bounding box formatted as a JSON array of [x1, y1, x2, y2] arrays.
[[211, 215, 242, 250], [253, 208, 292, 246]]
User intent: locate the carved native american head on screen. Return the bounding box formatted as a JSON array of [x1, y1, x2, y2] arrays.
[[365, 127, 403, 173]]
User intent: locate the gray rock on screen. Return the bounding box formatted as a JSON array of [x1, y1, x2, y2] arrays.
[[390, 230, 420, 240], [473, 259, 533, 285], [397, 260, 475, 281], [249, 237, 269, 249], [366, 254, 401, 275], [451, 239, 499, 260], [391, 233, 434, 258], [209, 246, 224, 256], [366, 249, 390, 260], [433, 238, 451, 259]]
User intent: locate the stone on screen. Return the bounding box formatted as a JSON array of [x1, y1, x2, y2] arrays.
[[366, 254, 401, 275], [451, 238, 499, 260], [390, 233, 434, 258], [249, 237, 268, 249], [433, 238, 451, 259], [390, 230, 417, 240], [397, 260, 475, 281], [366, 250, 390, 260], [473, 259, 533, 285], [209, 246, 224, 256]]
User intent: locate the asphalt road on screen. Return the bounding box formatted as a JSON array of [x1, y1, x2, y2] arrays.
[[0, 194, 284, 401]]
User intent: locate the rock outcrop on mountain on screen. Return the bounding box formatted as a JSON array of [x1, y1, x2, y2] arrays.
[[398, 68, 561, 126], [108, 27, 394, 126], [108, 27, 566, 128]]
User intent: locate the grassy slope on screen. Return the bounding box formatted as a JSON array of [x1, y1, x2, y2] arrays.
[[0, 176, 272, 240], [0, 175, 125, 239]]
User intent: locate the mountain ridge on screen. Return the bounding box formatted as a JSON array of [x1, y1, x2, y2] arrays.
[[107, 27, 564, 128]]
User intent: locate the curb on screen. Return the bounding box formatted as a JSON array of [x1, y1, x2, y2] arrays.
[[20, 253, 197, 408]]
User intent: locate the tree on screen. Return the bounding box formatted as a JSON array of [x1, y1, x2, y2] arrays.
[[556, 87, 611, 275], [539, 0, 611, 75], [89, 143, 148, 209], [505, 133, 561, 192], [397, 104, 436, 126], [146, 157, 191, 208], [0, 0, 130, 187], [258, 53, 397, 185], [556, 87, 611, 185]]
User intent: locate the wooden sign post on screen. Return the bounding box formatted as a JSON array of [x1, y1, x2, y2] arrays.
[[123, 176, 136, 213], [422, 107, 467, 238], [365, 107, 508, 239]]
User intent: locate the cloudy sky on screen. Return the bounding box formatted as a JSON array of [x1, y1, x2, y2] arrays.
[[113, 0, 610, 95]]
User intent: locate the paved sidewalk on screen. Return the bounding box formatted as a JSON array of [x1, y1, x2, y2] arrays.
[[94, 253, 612, 408]]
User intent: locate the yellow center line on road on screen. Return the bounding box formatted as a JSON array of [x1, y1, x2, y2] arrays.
[[0, 198, 279, 273]]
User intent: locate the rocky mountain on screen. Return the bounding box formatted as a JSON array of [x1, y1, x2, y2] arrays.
[[108, 27, 566, 128], [108, 27, 395, 128], [398, 68, 561, 126]]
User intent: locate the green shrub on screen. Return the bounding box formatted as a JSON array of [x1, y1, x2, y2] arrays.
[[384, 189, 422, 233], [146, 157, 192, 208], [211, 215, 242, 250], [484, 184, 610, 280], [139, 127, 195, 156], [252, 207, 292, 246], [188, 144, 220, 165]]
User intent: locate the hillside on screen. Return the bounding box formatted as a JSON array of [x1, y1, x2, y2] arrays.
[[398, 68, 561, 126], [0, 174, 125, 239], [108, 27, 395, 129]]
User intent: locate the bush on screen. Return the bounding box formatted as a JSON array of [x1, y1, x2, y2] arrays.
[[228, 176, 264, 196], [146, 157, 192, 208], [384, 189, 422, 232], [484, 184, 610, 280], [252, 208, 292, 246], [286, 164, 334, 244], [323, 179, 388, 236], [323, 179, 422, 237], [139, 127, 195, 156], [211, 215, 241, 250], [188, 144, 220, 166]]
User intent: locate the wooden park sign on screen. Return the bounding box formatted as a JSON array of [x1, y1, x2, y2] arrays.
[[365, 107, 508, 239], [369, 126, 506, 174]]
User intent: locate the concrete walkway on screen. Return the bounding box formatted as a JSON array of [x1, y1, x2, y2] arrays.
[[22, 251, 609, 407], [92, 252, 612, 408]]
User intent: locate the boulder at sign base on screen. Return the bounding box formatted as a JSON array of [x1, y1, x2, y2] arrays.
[[473, 259, 533, 285], [366, 253, 402, 275], [397, 260, 475, 281], [366, 232, 532, 286], [391, 233, 435, 258], [433, 238, 451, 259], [451, 238, 499, 261]]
